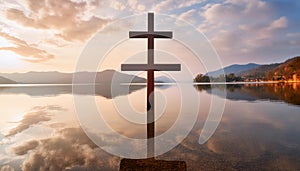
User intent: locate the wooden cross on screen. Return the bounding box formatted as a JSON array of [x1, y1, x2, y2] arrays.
[[121, 13, 181, 158]]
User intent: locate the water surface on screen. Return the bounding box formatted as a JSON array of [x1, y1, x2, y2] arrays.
[[0, 83, 299, 170]]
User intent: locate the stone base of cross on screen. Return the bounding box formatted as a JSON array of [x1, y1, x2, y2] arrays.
[[121, 13, 181, 158], [119, 158, 187, 171]]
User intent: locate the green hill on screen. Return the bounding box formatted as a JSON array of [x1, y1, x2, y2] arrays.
[[234, 56, 300, 81], [266, 56, 300, 81], [206, 63, 260, 77], [195, 56, 300, 82], [238, 64, 279, 80]]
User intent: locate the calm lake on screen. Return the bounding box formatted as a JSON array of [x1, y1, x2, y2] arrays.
[[0, 83, 300, 170]]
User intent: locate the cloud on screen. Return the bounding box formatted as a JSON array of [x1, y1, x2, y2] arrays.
[[239, 16, 288, 42], [269, 16, 288, 30], [110, 0, 126, 11], [137, 4, 146, 11], [178, 9, 196, 24], [0, 165, 15, 171], [198, 0, 296, 64], [128, 0, 138, 10], [6, 9, 47, 29], [152, 0, 174, 12], [124, 0, 147, 12], [12, 140, 39, 155], [5, 0, 110, 42], [6, 111, 51, 137], [152, 0, 205, 13], [6, 105, 65, 137], [12, 127, 119, 170], [199, 0, 271, 32], [178, 0, 206, 8], [286, 32, 300, 37], [31, 105, 66, 111], [0, 31, 55, 62]]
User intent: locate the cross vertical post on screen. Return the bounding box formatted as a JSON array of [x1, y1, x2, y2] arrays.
[[121, 13, 181, 158]]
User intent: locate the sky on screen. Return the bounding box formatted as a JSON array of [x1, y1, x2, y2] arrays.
[[0, 0, 299, 73]]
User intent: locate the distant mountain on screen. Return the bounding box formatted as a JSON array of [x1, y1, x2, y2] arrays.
[[238, 64, 280, 79], [0, 76, 17, 84], [73, 70, 146, 84], [238, 56, 300, 81], [206, 63, 260, 77], [155, 76, 175, 83], [196, 56, 300, 82], [0, 70, 146, 84]]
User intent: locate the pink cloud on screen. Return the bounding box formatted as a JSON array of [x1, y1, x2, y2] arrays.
[[0, 31, 55, 62], [5, 0, 110, 42]]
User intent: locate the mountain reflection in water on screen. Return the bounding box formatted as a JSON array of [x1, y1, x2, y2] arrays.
[[0, 84, 145, 99], [194, 83, 300, 106], [0, 83, 299, 170]]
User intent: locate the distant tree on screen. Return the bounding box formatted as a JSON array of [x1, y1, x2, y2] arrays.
[[226, 73, 235, 82], [216, 74, 226, 82], [194, 74, 210, 82], [224, 73, 243, 82], [194, 73, 245, 82]]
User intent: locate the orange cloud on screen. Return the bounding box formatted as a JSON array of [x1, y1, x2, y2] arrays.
[[12, 127, 119, 170], [6, 0, 110, 42], [0, 31, 55, 62], [6, 105, 65, 136], [12, 140, 39, 155]]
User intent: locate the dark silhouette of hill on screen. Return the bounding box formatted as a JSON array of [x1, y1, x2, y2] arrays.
[[238, 64, 280, 78], [0, 70, 148, 98], [206, 63, 259, 77], [154, 75, 175, 83], [0, 76, 17, 84], [0, 70, 145, 84]]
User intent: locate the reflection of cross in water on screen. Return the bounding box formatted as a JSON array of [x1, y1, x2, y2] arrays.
[[121, 13, 181, 158]]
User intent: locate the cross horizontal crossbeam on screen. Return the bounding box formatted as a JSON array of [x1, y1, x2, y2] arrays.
[[121, 64, 180, 71], [129, 31, 172, 39]]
